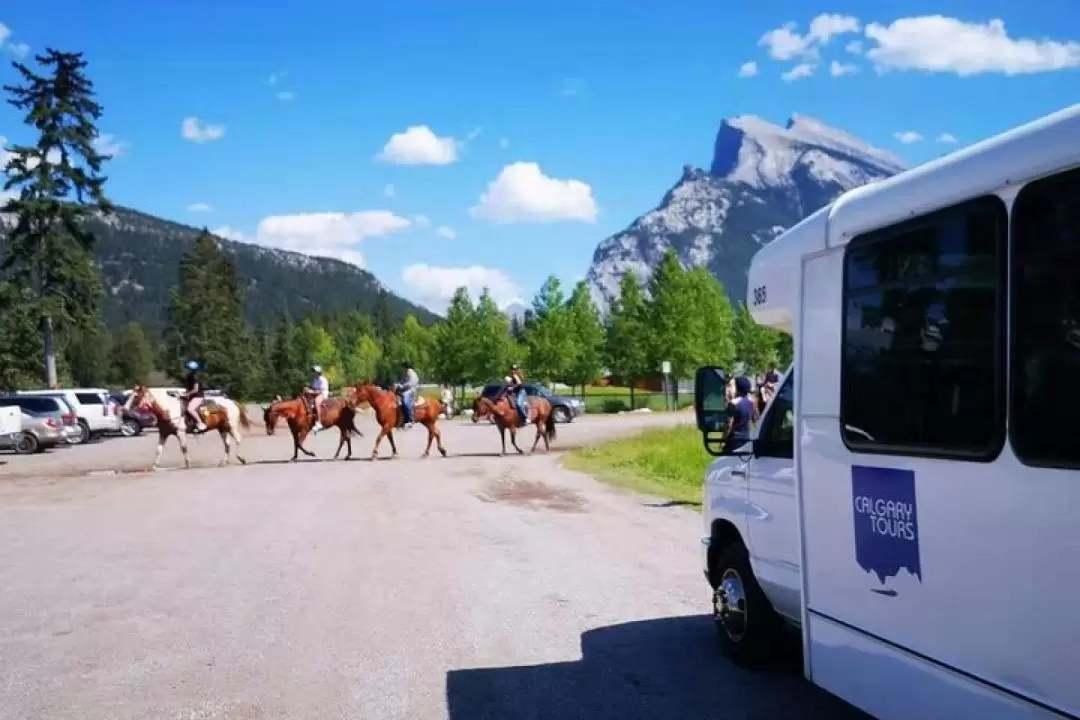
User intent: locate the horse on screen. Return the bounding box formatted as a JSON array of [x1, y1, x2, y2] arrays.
[[262, 395, 364, 462], [473, 392, 556, 455], [126, 386, 250, 470], [346, 383, 448, 459]]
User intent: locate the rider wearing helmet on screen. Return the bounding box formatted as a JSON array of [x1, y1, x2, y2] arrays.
[[304, 364, 329, 433], [182, 360, 207, 432], [396, 360, 420, 428], [507, 363, 527, 426]]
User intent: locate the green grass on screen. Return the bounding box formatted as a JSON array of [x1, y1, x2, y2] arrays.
[[562, 424, 711, 506]]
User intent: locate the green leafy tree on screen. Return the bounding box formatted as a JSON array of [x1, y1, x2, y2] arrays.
[[523, 276, 572, 384], [63, 319, 110, 387], [604, 273, 650, 408], [269, 309, 305, 396], [165, 230, 257, 396], [110, 321, 156, 386], [340, 332, 382, 385], [431, 287, 476, 389], [2, 49, 113, 386], [732, 303, 779, 374], [0, 282, 45, 389], [387, 314, 435, 378], [293, 318, 340, 385], [469, 290, 514, 383], [684, 267, 736, 371], [645, 250, 698, 379], [564, 280, 605, 395], [774, 331, 794, 369]]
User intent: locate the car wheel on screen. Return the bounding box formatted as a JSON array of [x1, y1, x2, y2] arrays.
[[120, 419, 141, 437], [552, 406, 571, 423], [711, 539, 784, 667], [14, 432, 39, 455], [75, 420, 91, 445]]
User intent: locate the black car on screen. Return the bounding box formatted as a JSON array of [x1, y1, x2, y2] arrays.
[[476, 381, 584, 423]]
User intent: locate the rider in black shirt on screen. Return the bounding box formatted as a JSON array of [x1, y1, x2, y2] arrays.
[[182, 360, 207, 432]]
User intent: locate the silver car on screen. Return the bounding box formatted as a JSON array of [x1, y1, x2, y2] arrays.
[[0, 411, 66, 454]]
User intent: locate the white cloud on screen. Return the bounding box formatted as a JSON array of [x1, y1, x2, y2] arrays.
[[383, 183, 396, 197], [470, 161, 598, 224], [893, 131, 923, 144], [24, 148, 62, 170], [738, 61, 759, 78], [846, 40, 864, 55], [0, 23, 9, 46], [413, 215, 431, 228], [760, 13, 861, 61], [188, 202, 213, 212], [830, 60, 859, 77], [6, 42, 28, 58], [498, 137, 510, 149], [211, 210, 412, 269], [181, 117, 226, 143], [466, 127, 483, 140], [93, 133, 129, 158], [937, 133, 958, 143], [276, 91, 296, 101], [401, 264, 522, 313], [782, 62, 817, 82], [865, 16, 1080, 76], [376, 125, 458, 165], [436, 226, 457, 240]]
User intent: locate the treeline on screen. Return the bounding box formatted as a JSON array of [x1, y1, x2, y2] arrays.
[[0, 47, 791, 398]]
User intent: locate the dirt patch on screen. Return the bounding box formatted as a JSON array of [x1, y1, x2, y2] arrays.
[[475, 477, 587, 513]]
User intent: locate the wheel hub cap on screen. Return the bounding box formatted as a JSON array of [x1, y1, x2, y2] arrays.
[[714, 568, 748, 641]]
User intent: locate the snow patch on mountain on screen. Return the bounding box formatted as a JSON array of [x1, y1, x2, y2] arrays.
[[587, 114, 905, 312]]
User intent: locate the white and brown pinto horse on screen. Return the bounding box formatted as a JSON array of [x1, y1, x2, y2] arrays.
[[126, 386, 250, 470]]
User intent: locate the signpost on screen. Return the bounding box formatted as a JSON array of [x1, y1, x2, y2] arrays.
[[660, 361, 673, 411]]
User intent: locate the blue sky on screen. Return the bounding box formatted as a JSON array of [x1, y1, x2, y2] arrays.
[[2, 1, 1079, 312]]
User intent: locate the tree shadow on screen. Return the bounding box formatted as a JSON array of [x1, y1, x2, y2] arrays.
[[445, 615, 866, 720], [641, 500, 701, 509]]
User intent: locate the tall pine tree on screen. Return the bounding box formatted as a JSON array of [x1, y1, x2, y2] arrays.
[[524, 275, 571, 384], [604, 273, 650, 408], [564, 280, 605, 396], [2, 49, 113, 386], [431, 287, 475, 390]]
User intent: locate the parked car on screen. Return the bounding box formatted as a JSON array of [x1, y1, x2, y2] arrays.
[[109, 393, 154, 437], [16, 388, 122, 443], [0, 411, 67, 454], [0, 394, 81, 444], [475, 381, 585, 423]]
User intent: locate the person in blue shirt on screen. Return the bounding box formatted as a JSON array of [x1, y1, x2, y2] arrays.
[[723, 375, 758, 450]]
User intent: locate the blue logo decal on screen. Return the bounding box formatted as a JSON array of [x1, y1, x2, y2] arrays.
[[851, 465, 921, 586]]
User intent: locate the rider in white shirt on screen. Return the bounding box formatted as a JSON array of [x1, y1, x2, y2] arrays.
[[305, 364, 330, 433], [397, 360, 420, 428]]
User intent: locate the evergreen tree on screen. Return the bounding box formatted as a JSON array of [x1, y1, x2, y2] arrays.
[[508, 313, 525, 343], [469, 289, 513, 383], [63, 319, 111, 387], [564, 280, 605, 395], [684, 267, 736, 371], [165, 231, 255, 396], [431, 287, 475, 388], [1, 49, 113, 386], [523, 275, 572, 383], [110, 322, 156, 386], [335, 309, 380, 384], [0, 282, 44, 389], [604, 273, 650, 408], [270, 309, 305, 396]]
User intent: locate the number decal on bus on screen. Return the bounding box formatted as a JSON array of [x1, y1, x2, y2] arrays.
[[752, 285, 767, 306]]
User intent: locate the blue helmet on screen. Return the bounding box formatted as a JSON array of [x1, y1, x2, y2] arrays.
[[184, 360, 200, 372], [310, 364, 322, 374]]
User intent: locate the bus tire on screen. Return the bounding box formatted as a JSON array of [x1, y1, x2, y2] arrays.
[[711, 539, 783, 667]]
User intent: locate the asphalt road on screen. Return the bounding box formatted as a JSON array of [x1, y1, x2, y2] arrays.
[[0, 413, 864, 720]]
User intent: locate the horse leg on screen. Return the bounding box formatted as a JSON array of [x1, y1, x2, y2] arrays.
[[296, 424, 316, 458], [290, 426, 302, 462], [177, 430, 191, 469], [531, 421, 543, 453], [387, 429, 398, 458], [333, 425, 346, 460], [152, 430, 167, 470], [431, 422, 448, 458], [509, 426, 524, 455], [498, 426, 507, 456], [231, 427, 247, 464], [220, 428, 231, 466], [344, 423, 353, 461], [371, 427, 386, 459]]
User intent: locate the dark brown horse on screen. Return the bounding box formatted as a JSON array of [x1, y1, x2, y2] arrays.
[[263, 395, 364, 461], [346, 383, 448, 459], [127, 385, 250, 470], [473, 393, 556, 455]]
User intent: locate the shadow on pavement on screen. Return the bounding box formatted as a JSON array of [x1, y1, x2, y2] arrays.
[[641, 500, 701, 509], [445, 614, 866, 720]]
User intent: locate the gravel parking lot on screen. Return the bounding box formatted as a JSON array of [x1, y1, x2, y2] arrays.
[[0, 412, 862, 719]]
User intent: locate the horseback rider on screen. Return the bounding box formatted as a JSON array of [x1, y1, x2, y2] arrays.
[[395, 360, 420, 429], [303, 364, 329, 433], [506, 363, 528, 426], [181, 359, 207, 432]]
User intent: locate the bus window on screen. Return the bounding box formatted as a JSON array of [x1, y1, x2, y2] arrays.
[[1010, 167, 1080, 469], [840, 196, 1007, 459]]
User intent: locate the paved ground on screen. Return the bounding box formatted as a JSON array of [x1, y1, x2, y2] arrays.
[[0, 413, 863, 719]]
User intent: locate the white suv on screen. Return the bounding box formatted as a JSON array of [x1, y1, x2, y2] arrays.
[[18, 388, 122, 444]]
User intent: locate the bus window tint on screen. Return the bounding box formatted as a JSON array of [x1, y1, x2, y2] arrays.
[[1010, 167, 1080, 469], [840, 196, 1006, 458]]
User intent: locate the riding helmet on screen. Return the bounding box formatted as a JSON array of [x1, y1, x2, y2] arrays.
[[310, 364, 322, 373], [184, 360, 200, 371], [402, 360, 412, 368]]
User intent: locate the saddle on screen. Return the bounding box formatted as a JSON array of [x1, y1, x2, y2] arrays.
[[185, 399, 221, 433], [394, 394, 427, 428]]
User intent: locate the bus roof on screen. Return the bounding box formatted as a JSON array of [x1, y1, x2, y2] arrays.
[[747, 103, 1080, 329]]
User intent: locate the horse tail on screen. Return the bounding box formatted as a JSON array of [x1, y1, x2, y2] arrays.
[[545, 404, 557, 441], [238, 406, 251, 431]]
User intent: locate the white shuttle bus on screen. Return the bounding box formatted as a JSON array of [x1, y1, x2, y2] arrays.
[[694, 103, 1080, 719]]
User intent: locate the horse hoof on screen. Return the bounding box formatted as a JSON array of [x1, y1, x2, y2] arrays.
[[439, 448, 448, 457], [238, 457, 247, 465]]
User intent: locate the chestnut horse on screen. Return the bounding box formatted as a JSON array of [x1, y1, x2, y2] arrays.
[[346, 383, 448, 459], [473, 393, 556, 455], [126, 385, 250, 470], [263, 395, 364, 461]]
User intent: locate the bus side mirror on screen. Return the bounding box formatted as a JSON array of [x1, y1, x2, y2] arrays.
[[694, 366, 731, 457]]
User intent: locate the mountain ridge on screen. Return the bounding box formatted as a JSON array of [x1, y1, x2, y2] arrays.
[[586, 114, 905, 311]]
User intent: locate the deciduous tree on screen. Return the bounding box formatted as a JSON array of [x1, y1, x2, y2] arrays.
[[604, 273, 650, 408], [111, 321, 156, 386], [431, 287, 475, 390], [523, 275, 572, 383], [564, 280, 605, 395]]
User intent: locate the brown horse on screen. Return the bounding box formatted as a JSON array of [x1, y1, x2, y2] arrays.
[[126, 385, 250, 470], [473, 393, 556, 455], [346, 383, 448, 459], [263, 395, 364, 461]]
